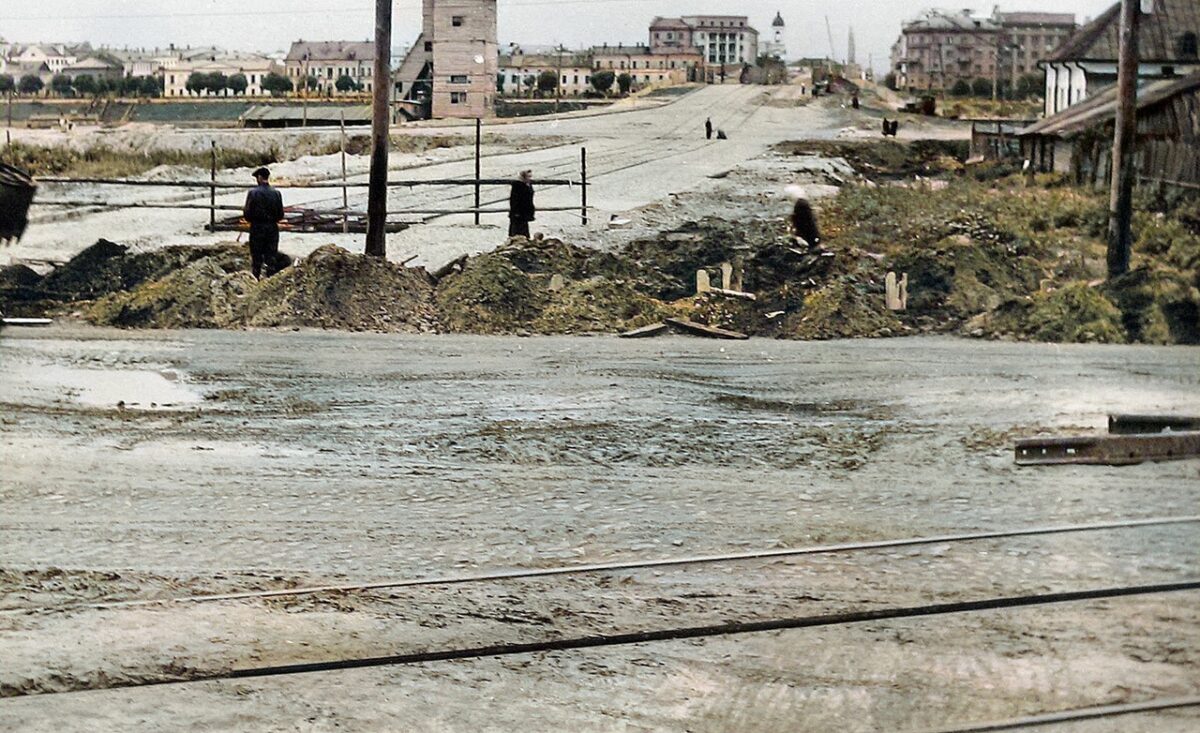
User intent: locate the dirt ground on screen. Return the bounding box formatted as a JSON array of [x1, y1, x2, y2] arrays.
[[1, 326, 1198, 731]]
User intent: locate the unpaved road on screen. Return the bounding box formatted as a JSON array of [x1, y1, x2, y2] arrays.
[[4, 85, 966, 271], [1, 326, 1198, 731]]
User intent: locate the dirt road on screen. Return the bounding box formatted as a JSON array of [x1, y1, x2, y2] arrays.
[[1, 326, 1198, 730], [4, 85, 966, 271]]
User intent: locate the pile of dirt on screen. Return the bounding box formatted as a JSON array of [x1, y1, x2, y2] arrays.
[[1105, 268, 1200, 345], [784, 277, 904, 340], [0, 264, 44, 315], [36, 240, 247, 302], [970, 283, 1127, 344], [775, 139, 969, 180], [86, 244, 434, 332], [244, 245, 436, 332]]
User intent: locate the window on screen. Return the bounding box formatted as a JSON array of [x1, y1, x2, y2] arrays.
[[425, 41, 433, 52], [450, 74, 468, 83], [452, 15, 464, 27], [450, 91, 467, 104], [1178, 32, 1198, 60]]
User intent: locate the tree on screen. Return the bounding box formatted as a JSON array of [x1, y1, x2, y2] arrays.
[[883, 72, 897, 91], [205, 72, 229, 96], [1015, 73, 1042, 100], [261, 72, 293, 97], [971, 77, 993, 97], [228, 73, 248, 96], [590, 70, 615, 95], [335, 74, 361, 93], [536, 69, 558, 95], [950, 79, 972, 97], [18, 74, 44, 95], [0, 74, 14, 94], [73, 74, 98, 97], [139, 75, 163, 98], [304, 75, 320, 92], [185, 71, 207, 96], [522, 75, 536, 97], [51, 74, 74, 97], [617, 72, 633, 95]]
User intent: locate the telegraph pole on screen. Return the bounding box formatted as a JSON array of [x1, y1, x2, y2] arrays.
[[365, 0, 392, 257], [1107, 0, 1140, 278]]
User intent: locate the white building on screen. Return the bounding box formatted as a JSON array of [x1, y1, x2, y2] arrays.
[[1042, 0, 1200, 116], [162, 56, 278, 97], [285, 41, 376, 95], [764, 12, 787, 59]]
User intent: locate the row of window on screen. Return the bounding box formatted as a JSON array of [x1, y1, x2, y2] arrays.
[[289, 65, 370, 78]]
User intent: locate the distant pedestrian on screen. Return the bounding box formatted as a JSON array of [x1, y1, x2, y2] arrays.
[[785, 185, 820, 246], [243, 167, 285, 280], [508, 169, 536, 239], [705, 117, 713, 140]]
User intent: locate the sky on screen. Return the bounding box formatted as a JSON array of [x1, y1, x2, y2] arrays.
[[1, 0, 1120, 74]]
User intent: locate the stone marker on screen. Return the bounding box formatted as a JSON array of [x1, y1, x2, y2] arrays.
[[696, 269, 711, 294], [549, 274, 565, 292], [886, 271, 909, 311], [720, 262, 733, 290]]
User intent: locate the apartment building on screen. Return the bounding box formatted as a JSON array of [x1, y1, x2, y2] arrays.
[[650, 15, 758, 67], [498, 49, 592, 96], [891, 9, 1001, 92], [162, 55, 278, 97], [995, 12, 1077, 77], [591, 44, 703, 86], [285, 41, 375, 94]]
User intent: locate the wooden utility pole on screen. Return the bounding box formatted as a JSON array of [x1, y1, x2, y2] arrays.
[[1107, 0, 1140, 278], [365, 0, 392, 257], [473, 118, 482, 225]]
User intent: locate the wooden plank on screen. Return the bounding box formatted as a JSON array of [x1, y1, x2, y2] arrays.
[[707, 287, 757, 301], [1015, 431, 1200, 466], [619, 323, 669, 339], [664, 318, 749, 340]]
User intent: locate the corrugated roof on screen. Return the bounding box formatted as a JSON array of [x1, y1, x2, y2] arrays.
[[240, 105, 371, 123], [1019, 71, 1200, 137], [1049, 0, 1200, 62]]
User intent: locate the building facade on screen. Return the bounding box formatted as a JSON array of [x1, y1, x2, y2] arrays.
[[285, 41, 375, 94], [891, 9, 1001, 92], [763, 12, 786, 60], [498, 50, 592, 97], [592, 44, 703, 86], [1042, 0, 1200, 116], [163, 56, 278, 97], [395, 0, 497, 120], [994, 13, 1077, 78], [649, 15, 759, 68]]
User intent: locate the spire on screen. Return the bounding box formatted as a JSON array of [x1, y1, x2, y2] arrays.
[[772, 12, 785, 28], [847, 27, 857, 64]]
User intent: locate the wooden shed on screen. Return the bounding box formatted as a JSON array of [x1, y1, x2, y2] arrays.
[[1019, 72, 1200, 192]]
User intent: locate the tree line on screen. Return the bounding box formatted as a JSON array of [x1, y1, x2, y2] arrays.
[[0, 73, 163, 98], [496, 69, 633, 98]]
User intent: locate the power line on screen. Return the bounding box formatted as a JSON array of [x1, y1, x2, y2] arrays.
[[912, 696, 1200, 733]]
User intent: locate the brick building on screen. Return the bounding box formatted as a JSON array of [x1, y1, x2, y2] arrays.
[[395, 0, 497, 120], [891, 9, 1001, 92]]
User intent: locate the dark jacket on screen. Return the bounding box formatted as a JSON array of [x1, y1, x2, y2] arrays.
[[244, 183, 284, 232], [509, 181, 535, 222]]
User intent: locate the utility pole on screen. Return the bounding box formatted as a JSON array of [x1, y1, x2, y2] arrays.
[[365, 0, 392, 258], [555, 44, 565, 114], [1107, 0, 1141, 278]]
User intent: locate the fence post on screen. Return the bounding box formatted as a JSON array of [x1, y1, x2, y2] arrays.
[[209, 141, 216, 231], [580, 147, 588, 225], [474, 118, 481, 226], [341, 109, 348, 234]]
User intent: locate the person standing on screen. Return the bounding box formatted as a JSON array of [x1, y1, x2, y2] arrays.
[[705, 117, 713, 140], [243, 167, 284, 279], [508, 169, 535, 239]]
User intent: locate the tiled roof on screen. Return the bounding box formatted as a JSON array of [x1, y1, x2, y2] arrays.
[[1049, 0, 1200, 62]]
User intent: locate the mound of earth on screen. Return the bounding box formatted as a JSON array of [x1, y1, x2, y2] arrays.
[[783, 277, 903, 340], [1105, 268, 1200, 345], [969, 283, 1126, 344], [533, 277, 675, 334], [243, 245, 436, 332], [36, 240, 247, 302], [88, 244, 434, 332], [88, 258, 256, 329]]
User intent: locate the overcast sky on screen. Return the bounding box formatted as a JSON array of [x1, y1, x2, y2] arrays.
[[1, 0, 1119, 72]]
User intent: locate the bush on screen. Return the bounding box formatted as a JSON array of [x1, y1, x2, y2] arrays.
[[617, 73, 632, 94], [536, 70, 558, 94], [51, 74, 74, 97], [950, 79, 972, 97], [18, 74, 44, 95], [0, 74, 14, 94], [971, 77, 993, 97], [591, 70, 615, 95], [334, 74, 360, 93], [228, 73, 248, 96], [261, 72, 293, 96]]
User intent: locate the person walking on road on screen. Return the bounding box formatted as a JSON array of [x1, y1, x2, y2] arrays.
[[508, 169, 536, 239], [705, 117, 713, 140], [243, 167, 285, 280]]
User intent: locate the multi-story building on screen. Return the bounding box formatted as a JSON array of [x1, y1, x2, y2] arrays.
[[9, 44, 85, 74], [591, 44, 703, 86], [162, 55, 278, 97], [891, 9, 1001, 92], [498, 49, 592, 97], [61, 55, 124, 83], [285, 41, 375, 94], [650, 15, 759, 68], [395, 0, 497, 119], [994, 12, 1076, 78], [1042, 0, 1199, 116]]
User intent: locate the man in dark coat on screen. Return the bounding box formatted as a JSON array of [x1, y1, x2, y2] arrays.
[[243, 167, 285, 279], [508, 169, 535, 239], [705, 117, 713, 140]]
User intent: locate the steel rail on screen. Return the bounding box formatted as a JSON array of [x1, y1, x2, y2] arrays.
[[911, 695, 1200, 732], [6, 580, 1198, 698], [34, 177, 581, 188], [16, 515, 1196, 614]]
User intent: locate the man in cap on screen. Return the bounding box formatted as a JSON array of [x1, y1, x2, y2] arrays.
[[243, 167, 285, 279], [508, 169, 536, 239]]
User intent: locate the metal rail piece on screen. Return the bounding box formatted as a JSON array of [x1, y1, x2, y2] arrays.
[[1015, 431, 1200, 466], [1108, 413, 1200, 435]]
